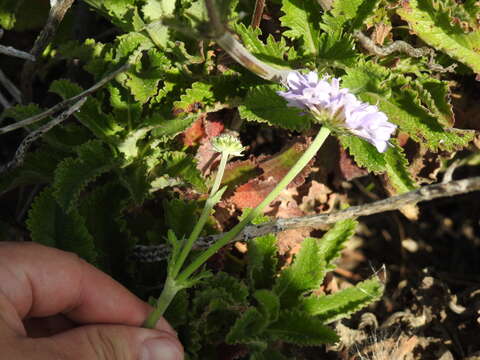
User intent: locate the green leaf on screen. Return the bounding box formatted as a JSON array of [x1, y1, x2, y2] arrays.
[[318, 219, 357, 271], [163, 198, 199, 238], [316, 31, 357, 67], [0, 147, 64, 195], [342, 62, 475, 152], [154, 151, 207, 192], [339, 135, 386, 173], [397, 0, 480, 74], [239, 84, 311, 131], [150, 114, 198, 141], [234, 23, 292, 67], [121, 48, 170, 104], [273, 237, 325, 307], [49, 79, 124, 140], [267, 310, 339, 345], [27, 187, 97, 264], [280, 0, 322, 56], [323, 0, 381, 31], [248, 233, 278, 290], [384, 142, 417, 194], [226, 308, 269, 344], [79, 182, 132, 276], [299, 276, 385, 323], [173, 82, 214, 112], [0, 0, 21, 29], [416, 78, 454, 127], [254, 290, 280, 323], [120, 161, 152, 205], [53, 140, 119, 213]]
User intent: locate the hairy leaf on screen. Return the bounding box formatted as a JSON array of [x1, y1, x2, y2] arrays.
[[280, 0, 322, 56], [318, 219, 357, 272], [254, 290, 280, 323], [299, 276, 385, 323], [397, 0, 480, 74], [226, 308, 268, 344], [273, 237, 326, 307], [267, 310, 339, 345], [234, 23, 292, 67], [53, 140, 119, 213], [27, 188, 97, 264], [239, 85, 311, 131], [173, 82, 214, 113], [248, 234, 278, 290]]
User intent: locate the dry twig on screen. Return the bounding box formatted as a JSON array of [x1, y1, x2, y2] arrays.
[[0, 97, 87, 174], [20, 0, 75, 101], [133, 176, 480, 262], [251, 0, 266, 29], [0, 62, 131, 135], [0, 69, 22, 103]]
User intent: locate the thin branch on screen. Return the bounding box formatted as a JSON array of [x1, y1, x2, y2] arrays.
[[0, 62, 131, 135], [0, 90, 10, 109], [251, 0, 265, 29], [20, 0, 75, 102], [353, 30, 456, 73], [0, 69, 22, 103], [132, 176, 480, 262], [0, 44, 36, 62], [0, 97, 87, 174], [354, 30, 433, 58]]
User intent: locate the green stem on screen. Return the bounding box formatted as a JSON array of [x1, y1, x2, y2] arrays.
[[177, 126, 331, 282], [170, 152, 229, 278], [143, 277, 182, 329]]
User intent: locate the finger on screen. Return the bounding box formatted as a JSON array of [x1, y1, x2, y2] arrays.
[[7, 324, 183, 360], [23, 314, 75, 338], [0, 242, 172, 333]]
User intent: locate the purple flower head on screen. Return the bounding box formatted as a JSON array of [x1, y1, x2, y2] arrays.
[[277, 71, 397, 153]]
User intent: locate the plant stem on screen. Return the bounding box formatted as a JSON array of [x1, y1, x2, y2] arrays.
[[143, 277, 182, 329], [170, 152, 229, 278], [177, 126, 331, 282]]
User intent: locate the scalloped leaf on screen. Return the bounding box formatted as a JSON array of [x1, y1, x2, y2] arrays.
[[267, 310, 339, 345], [154, 151, 207, 193], [173, 82, 214, 113], [273, 237, 326, 307], [254, 290, 280, 323], [397, 0, 480, 74], [79, 182, 132, 275], [299, 276, 385, 324], [280, 0, 322, 56], [248, 233, 278, 290], [342, 62, 475, 152], [53, 140, 119, 213], [339, 134, 386, 173], [27, 187, 97, 264], [49, 79, 124, 140], [318, 219, 357, 272], [238, 84, 311, 131], [323, 0, 380, 31], [234, 23, 292, 67], [226, 308, 269, 344]]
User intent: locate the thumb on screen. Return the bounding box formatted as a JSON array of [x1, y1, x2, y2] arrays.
[[27, 324, 183, 360]]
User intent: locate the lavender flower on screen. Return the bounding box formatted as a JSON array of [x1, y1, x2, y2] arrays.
[[277, 71, 397, 153]]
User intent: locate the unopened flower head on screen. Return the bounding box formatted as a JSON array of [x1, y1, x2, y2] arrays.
[[277, 71, 397, 153], [211, 134, 245, 157]]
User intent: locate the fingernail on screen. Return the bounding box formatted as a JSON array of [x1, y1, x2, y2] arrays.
[[141, 337, 183, 360]]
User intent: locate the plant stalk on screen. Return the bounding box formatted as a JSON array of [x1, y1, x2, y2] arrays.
[[143, 277, 182, 329], [170, 152, 229, 278], [177, 126, 331, 282]]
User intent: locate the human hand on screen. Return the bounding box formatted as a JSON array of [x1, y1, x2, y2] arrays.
[[0, 242, 183, 360]]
